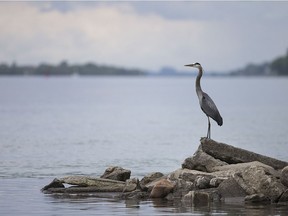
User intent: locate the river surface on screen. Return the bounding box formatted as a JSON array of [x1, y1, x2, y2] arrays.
[[0, 76, 288, 215]]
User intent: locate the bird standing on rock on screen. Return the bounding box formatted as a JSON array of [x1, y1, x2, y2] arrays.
[[185, 62, 223, 139]]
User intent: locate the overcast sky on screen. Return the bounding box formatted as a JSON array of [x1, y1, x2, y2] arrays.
[[0, 1, 288, 72]]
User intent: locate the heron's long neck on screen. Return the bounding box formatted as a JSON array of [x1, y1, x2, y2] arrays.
[[196, 67, 203, 99]]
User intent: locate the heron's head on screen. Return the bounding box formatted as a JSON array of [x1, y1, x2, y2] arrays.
[[185, 62, 202, 69]]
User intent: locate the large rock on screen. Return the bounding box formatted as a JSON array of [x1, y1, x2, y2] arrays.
[[278, 189, 288, 202], [217, 177, 247, 198], [233, 165, 286, 202], [168, 168, 216, 182], [212, 161, 280, 178], [182, 148, 228, 172], [123, 178, 140, 192], [140, 172, 164, 190], [280, 166, 288, 187], [150, 179, 175, 198], [42, 176, 134, 193], [100, 166, 131, 181], [182, 191, 210, 206], [200, 138, 288, 170], [244, 193, 270, 203]]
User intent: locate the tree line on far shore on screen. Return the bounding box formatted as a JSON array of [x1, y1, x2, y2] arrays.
[[230, 49, 288, 76], [0, 61, 145, 76], [1, 49, 288, 76]]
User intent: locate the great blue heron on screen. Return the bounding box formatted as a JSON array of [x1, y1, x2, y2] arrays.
[[185, 62, 223, 139]]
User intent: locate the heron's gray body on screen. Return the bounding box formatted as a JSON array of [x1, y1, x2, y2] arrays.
[[195, 67, 223, 127]]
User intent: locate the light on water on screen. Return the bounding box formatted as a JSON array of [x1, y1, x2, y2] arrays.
[[0, 76, 288, 215]]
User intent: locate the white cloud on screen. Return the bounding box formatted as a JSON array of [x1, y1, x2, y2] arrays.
[[0, 2, 287, 72]]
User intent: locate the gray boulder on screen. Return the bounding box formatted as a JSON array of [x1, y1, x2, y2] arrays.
[[217, 177, 247, 198], [42, 175, 135, 193], [100, 166, 131, 181], [182, 148, 228, 172], [149, 179, 175, 198], [200, 138, 288, 170], [140, 172, 164, 190], [233, 165, 286, 202], [195, 176, 212, 189], [278, 189, 288, 202], [244, 193, 270, 203], [182, 191, 210, 206], [280, 166, 288, 187]]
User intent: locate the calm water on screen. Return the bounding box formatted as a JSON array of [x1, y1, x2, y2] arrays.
[[0, 76, 288, 215]]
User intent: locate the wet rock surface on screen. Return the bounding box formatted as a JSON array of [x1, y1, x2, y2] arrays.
[[42, 138, 288, 205]]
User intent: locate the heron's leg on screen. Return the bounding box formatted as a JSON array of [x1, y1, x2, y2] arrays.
[[207, 116, 211, 139], [208, 117, 211, 139]]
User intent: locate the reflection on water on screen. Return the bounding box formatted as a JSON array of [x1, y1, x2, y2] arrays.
[[0, 77, 288, 215]]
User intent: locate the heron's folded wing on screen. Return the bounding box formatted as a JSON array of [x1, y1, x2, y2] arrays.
[[201, 92, 223, 126]]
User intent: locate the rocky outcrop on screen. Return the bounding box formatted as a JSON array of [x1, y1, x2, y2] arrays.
[[198, 138, 288, 170], [42, 139, 288, 205]]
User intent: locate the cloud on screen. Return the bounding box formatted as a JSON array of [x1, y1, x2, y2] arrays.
[[0, 2, 287, 72]]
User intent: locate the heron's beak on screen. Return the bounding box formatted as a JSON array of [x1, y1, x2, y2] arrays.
[[184, 64, 194, 67]]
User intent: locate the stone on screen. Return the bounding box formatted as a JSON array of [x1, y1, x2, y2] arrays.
[[278, 189, 288, 202], [233, 165, 286, 202], [212, 161, 280, 177], [217, 177, 247, 198], [123, 178, 140, 192], [140, 172, 164, 190], [209, 177, 225, 188], [100, 166, 131, 181], [195, 176, 212, 189], [172, 179, 194, 198], [182, 191, 210, 206], [168, 168, 215, 182], [200, 138, 288, 170], [280, 166, 288, 187], [182, 148, 228, 172], [42, 175, 135, 193], [244, 194, 270, 203], [41, 178, 65, 192], [150, 179, 175, 198], [59, 175, 124, 187]]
